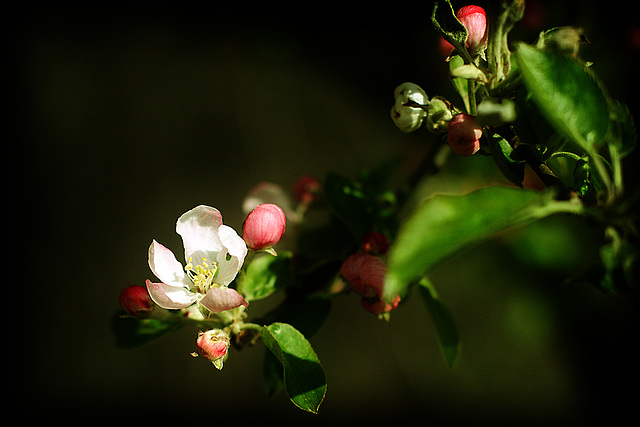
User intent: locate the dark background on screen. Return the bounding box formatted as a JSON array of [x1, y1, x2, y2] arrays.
[[9, 1, 639, 425]]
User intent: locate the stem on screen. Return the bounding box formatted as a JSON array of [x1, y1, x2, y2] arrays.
[[609, 144, 624, 197], [467, 79, 477, 115], [240, 322, 264, 332]]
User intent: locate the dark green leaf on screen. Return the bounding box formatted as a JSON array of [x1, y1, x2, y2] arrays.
[[512, 85, 560, 160], [241, 252, 293, 301], [263, 349, 284, 399], [573, 157, 600, 201], [419, 278, 459, 368], [384, 187, 582, 302], [261, 322, 327, 413], [111, 311, 182, 349], [431, 0, 469, 59], [516, 43, 610, 152], [489, 132, 525, 187]]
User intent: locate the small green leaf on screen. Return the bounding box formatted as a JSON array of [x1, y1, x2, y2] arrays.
[[516, 43, 610, 151], [261, 322, 327, 414], [489, 132, 525, 187], [241, 252, 293, 301], [418, 277, 459, 368], [572, 156, 600, 201], [384, 187, 582, 302], [111, 311, 182, 349]]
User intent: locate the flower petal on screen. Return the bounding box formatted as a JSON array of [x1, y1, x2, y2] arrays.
[[176, 205, 224, 261], [218, 224, 248, 261], [358, 255, 387, 296], [214, 225, 247, 286], [148, 239, 189, 288], [145, 279, 197, 309], [199, 287, 248, 314], [340, 253, 374, 297]]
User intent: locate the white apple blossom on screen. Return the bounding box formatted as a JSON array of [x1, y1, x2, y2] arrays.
[[146, 205, 248, 315]]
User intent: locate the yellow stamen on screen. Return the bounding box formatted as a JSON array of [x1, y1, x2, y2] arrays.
[[185, 256, 218, 293]]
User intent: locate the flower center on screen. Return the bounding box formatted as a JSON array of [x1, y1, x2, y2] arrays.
[[185, 256, 219, 293]]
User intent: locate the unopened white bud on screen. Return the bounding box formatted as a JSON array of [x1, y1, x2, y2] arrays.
[[391, 82, 428, 133]]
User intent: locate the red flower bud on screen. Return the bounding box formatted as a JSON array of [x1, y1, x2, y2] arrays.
[[194, 329, 230, 369], [457, 5, 487, 54], [447, 113, 482, 156], [119, 285, 154, 318], [242, 203, 286, 251]]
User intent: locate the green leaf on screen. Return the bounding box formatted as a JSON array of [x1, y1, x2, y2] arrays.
[[512, 85, 560, 160], [384, 187, 582, 302], [111, 311, 182, 349], [431, 0, 470, 61], [449, 55, 470, 111], [516, 43, 610, 152], [489, 132, 525, 187], [261, 322, 327, 413], [241, 252, 293, 301], [418, 277, 459, 368]]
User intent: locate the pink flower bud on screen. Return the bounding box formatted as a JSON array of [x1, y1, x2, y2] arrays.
[[360, 231, 389, 255], [340, 253, 401, 315], [119, 285, 154, 318], [447, 113, 482, 156], [242, 203, 286, 251], [195, 329, 230, 369], [293, 175, 321, 204], [340, 253, 376, 297], [457, 5, 487, 54], [357, 255, 387, 295], [439, 5, 488, 57]]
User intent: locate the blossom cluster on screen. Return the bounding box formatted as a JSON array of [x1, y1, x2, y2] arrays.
[[118, 174, 402, 369], [119, 4, 492, 371], [119, 197, 287, 367], [111, 1, 638, 416], [390, 4, 487, 157]]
